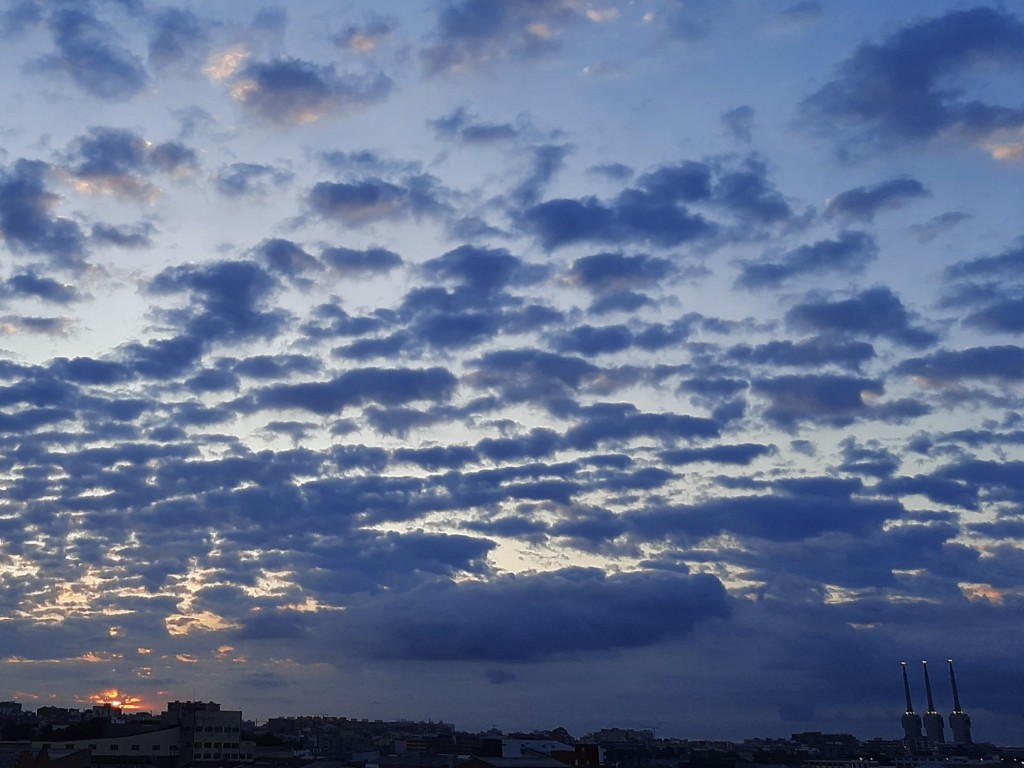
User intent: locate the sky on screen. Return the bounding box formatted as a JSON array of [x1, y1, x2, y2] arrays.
[[0, 0, 1023, 744]]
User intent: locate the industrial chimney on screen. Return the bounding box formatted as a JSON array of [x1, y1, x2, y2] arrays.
[[901, 661, 923, 742], [947, 659, 973, 745], [921, 661, 945, 743]]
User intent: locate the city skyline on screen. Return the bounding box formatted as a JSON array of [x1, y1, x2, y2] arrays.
[[0, 0, 1022, 746]]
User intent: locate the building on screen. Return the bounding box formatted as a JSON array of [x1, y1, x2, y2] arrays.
[[160, 701, 252, 765]]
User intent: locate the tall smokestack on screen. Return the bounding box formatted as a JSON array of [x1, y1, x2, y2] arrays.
[[901, 661, 923, 742], [921, 661, 945, 743], [947, 659, 972, 745]]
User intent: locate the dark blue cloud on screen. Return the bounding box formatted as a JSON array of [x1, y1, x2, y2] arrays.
[[588, 162, 633, 181], [567, 252, 673, 293], [512, 144, 572, 208], [721, 105, 755, 143], [0, 160, 87, 269], [896, 346, 1024, 384], [469, 349, 599, 406], [555, 324, 633, 357], [67, 127, 147, 178], [148, 6, 209, 69], [309, 176, 450, 225], [251, 238, 319, 279], [246, 367, 457, 415], [393, 445, 477, 471], [231, 58, 392, 125], [735, 231, 876, 289], [213, 163, 293, 197], [5, 272, 79, 304], [475, 428, 560, 463], [322, 246, 403, 277], [786, 287, 937, 348], [911, 211, 970, 242], [964, 299, 1024, 334], [752, 374, 884, 428], [332, 13, 397, 53], [563, 402, 719, 450], [588, 290, 653, 315], [184, 366, 239, 395], [341, 567, 730, 660], [0, 1, 41, 37], [826, 177, 929, 221], [422, 0, 581, 75], [36, 8, 148, 99], [711, 156, 792, 225], [727, 336, 875, 370], [421, 245, 544, 293], [91, 222, 156, 249], [62, 128, 197, 196], [632, 477, 902, 543], [660, 443, 773, 466], [522, 193, 716, 250], [838, 437, 900, 479], [429, 107, 522, 144], [149, 260, 289, 344], [233, 354, 321, 380], [944, 245, 1024, 281], [800, 6, 1024, 153]]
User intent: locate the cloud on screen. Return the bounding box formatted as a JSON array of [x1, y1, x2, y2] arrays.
[[245, 367, 458, 415], [468, 349, 599, 406], [429, 107, 524, 144], [963, 299, 1024, 334], [322, 246, 403, 278], [896, 346, 1024, 386], [562, 403, 719, 450], [212, 163, 293, 197], [308, 176, 450, 226], [91, 222, 156, 249], [825, 177, 929, 221], [567, 252, 673, 293], [800, 6, 1024, 156], [631, 477, 902, 543], [711, 156, 793, 226], [422, 245, 545, 294], [911, 211, 970, 242], [786, 287, 937, 348], [250, 239, 319, 279], [228, 58, 392, 125], [421, 0, 584, 75], [61, 128, 198, 200], [148, 7, 209, 70], [341, 567, 730, 661], [721, 105, 755, 143], [4, 272, 80, 304], [148, 260, 289, 344], [735, 231, 877, 289], [554, 324, 633, 357], [521, 188, 715, 250], [0, 160, 87, 270], [333, 14, 397, 53], [751, 374, 888, 428], [660, 443, 774, 467], [35, 8, 148, 100], [727, 336, 875, 370]]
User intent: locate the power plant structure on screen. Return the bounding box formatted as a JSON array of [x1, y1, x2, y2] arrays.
[[900, 661, 922, 742], [899, 659, 973, 746], [921, 661, 945, 744], [948, 658, 973, 745]]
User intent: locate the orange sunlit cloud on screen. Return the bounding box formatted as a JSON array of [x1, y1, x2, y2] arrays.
[[90, 688, 146, 710]]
